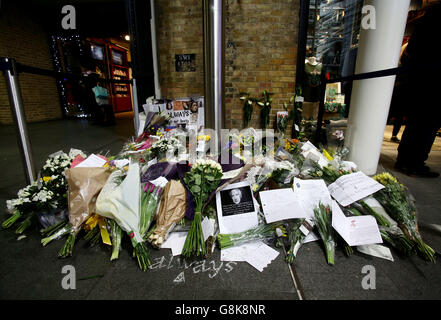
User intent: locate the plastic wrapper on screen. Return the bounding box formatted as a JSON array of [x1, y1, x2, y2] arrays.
[[148, 180, 187, 248], [141, 162, 179, 182], [37, 208, 69, 230], [95, 163, 144, 244], [140, 182, 163, 238], [217, 222, 286, 249], [65, 167, 110, 235]]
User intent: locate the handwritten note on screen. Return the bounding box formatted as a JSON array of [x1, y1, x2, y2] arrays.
[[259, 188, 307, 222], [293, 178, 332, 219], [331, 201, 382, 246], [221, 241, 279, 272], [328, 172, 384, 207]]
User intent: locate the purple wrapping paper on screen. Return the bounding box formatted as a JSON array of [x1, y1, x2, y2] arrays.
[[141, 162, 179, 182], [141, 151, 244, 220]]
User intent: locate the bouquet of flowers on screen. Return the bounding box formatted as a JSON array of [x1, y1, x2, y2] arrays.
[[181, 159, 223, 257], [310, 163, 354, 185], [217, 222, 286, 249], [58, 167, 110, 258], [239, 92, 257, 128], [343, 200, 415, 257], [147, 136, 183, 161], [314, 202, 335, 265], [276, 110, 290, 137], [96, 162, 152, 271], [4, 150, 82, 234], [148, 180, 187, 247], [373, 172, 436, 262], [285, 218, 315, 263], [256, 90, 273, 129], [140, 182, 163, 238]]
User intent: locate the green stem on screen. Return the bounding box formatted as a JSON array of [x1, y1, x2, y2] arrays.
[[359, 201, 391, 227], [134, 242, 151, 271], [182, 211, 206, 257], [110, 220, 122, 261], [2, 211, 22, 229], [15, 213, 34, 234], [40, 220, 67, 237], [41, 224, 71, 246], [325, 241, 335, 265], [58, 232, 76, 258]]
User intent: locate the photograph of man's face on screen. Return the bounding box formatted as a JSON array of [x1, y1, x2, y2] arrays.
[[229, 188, 242, 205], [219, 184, 255, 217]]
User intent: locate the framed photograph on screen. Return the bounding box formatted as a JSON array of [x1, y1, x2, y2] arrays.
[[112, 50, 123, 65], [90, 44, 104, 61], [216, 181, 258, 234]]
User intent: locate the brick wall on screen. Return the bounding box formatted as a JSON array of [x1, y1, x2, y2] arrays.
[[0, 4, 62, 125], [224, 0, 299, 131], [156, 0, 205, 99], [155, 0, 300, 132]]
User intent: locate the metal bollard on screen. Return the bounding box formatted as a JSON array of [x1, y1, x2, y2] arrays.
[[1, 57, 36, 184], [132, 78, 140, 136]]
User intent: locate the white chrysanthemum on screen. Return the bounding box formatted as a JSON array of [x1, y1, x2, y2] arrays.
[[6, 199, 15, 211], [17, 188, 30, 199]]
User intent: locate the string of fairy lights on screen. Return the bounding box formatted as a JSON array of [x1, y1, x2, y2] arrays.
[[50, 34, 89, 118]]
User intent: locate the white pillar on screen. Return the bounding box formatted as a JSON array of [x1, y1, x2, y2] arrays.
[[345, 0, 410, 175]]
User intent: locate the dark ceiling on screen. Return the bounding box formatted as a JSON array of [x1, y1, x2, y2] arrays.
[[4, 0, 129, 38]]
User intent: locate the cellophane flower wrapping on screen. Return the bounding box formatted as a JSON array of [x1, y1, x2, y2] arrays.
[[314, 203, 335, 265], [148, 179, 187, 248], [96, 162, 152, 270], [217, 222, 286, 249]]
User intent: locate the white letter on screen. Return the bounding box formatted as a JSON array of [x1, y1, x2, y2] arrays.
[[61, 265, 76, 290], [361, 5, 376, 30], [61, 5, 76, 30], [361, 265, 376, 290]]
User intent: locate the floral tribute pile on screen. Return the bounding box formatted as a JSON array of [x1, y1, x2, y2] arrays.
[[3, 114, 437, 271]]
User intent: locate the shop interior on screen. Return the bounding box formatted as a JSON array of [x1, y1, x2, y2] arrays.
[[303, 0, 428, 123], [35, 0, 134, 121]]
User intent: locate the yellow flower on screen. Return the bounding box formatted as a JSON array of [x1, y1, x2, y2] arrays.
[[373, 172, 398, 186], [42, 176, 52, 182], [197, 135, 211, 142]]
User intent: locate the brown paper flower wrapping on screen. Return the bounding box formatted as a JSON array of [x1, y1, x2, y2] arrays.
[[149, 179, 186, 247], [65, 167, 110, 235]]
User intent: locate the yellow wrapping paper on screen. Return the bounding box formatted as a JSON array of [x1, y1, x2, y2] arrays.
[[148, 180, 187, 247], [84, 214, 112, 246]]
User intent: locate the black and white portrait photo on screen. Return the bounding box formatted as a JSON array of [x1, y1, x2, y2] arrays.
[[219, 186, 254, 217], [216, 181, 259, 234]]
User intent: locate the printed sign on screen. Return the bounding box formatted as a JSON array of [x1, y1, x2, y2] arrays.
[[175, 54, 196, 72]]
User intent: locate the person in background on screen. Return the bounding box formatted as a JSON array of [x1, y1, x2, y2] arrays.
[[395, 1, 441, 178], [92, 82, 115, 126], [388, 41, 409, 143], [79, 78, 103, 125]]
